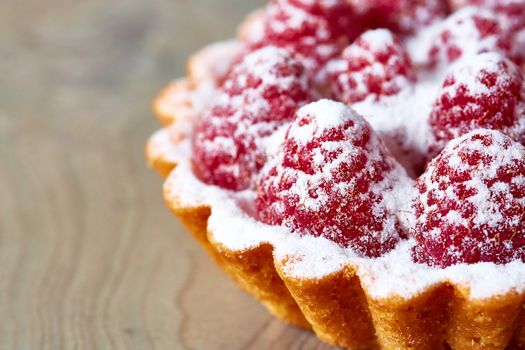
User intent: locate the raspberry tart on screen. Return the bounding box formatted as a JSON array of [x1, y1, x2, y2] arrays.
[[146, 1, 525, 349]]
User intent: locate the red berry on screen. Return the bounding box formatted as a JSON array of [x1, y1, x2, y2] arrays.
[[413, 130, 525, 267], [429, 52, 525, 155], [453, 0, 525, 19], [193, 47, 313, 191], [427, 7, 505, 65], [477, 0, 525, 65], [256, 99, 406, 257], [327, 29, 417, 104], [245, 0, 362, 74], [350, 0, 449, 34]]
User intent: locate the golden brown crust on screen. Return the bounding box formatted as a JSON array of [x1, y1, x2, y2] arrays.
[[152, 79, 195, 126], [512, 316, 525, 349], [145, 131, 177, 178], [446, 289, 525, 350], [366, 284, 453, 350], [276, 264, 378, 349], [145, 147, 176, 178]]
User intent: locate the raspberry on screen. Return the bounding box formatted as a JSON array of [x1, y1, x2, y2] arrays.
[[256, 100, 406, 257], [193, 47, 313, 191], [429, 52, 525, 155], [413, 130, 525, 267], [327, 29, 417, 104], [426, 7, 506, 66], [453, 0, 525, 19], [245, 0, 361, 74], [349, 0, 449, 34], [463, 0, 525, 65]]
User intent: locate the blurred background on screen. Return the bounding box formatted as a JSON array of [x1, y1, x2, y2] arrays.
[[0, 0, 334, 348]]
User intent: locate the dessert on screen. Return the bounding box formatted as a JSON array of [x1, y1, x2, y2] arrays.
[[146, 0, 525, 348]]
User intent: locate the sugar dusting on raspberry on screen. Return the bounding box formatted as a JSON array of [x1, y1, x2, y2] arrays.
[[349, 0, 449, 34], [460, 0, 525, 65], [429, 52, 525, 155], [193, 46, 312, 191], [413, 130, 525, 268], [256, 100, 409, 257], [244, 0, 361, 76], [409, 7, 504, 67], [409, 5, 525, 68], [327, 29, 417, 104]]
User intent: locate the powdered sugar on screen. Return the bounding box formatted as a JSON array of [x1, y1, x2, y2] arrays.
[[290, 99, 361, 140], [352, 79, 439, 173], [443, 52, 520, 100], [360, 29, 396, 52], [448, 53, 508, 94], [360, 240, 525, 299], [147, 127, 181, 164]]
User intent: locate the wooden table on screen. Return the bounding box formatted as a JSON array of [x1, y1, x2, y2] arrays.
[[0, 0, 336, 348]]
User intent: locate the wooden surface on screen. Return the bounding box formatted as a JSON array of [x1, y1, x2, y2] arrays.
[[0, 0, 336, 349]]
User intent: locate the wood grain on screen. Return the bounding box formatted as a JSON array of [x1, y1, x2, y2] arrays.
[[0, 0, 338, 348]]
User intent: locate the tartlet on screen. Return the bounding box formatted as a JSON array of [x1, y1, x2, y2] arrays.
[[146, 1, 525, 349]]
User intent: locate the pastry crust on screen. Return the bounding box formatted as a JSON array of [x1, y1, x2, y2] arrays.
[[237, 8, 267, 42], [276, 264, 378, 349], [186, 40, 242, 84], [152, 79, 195, 126]]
